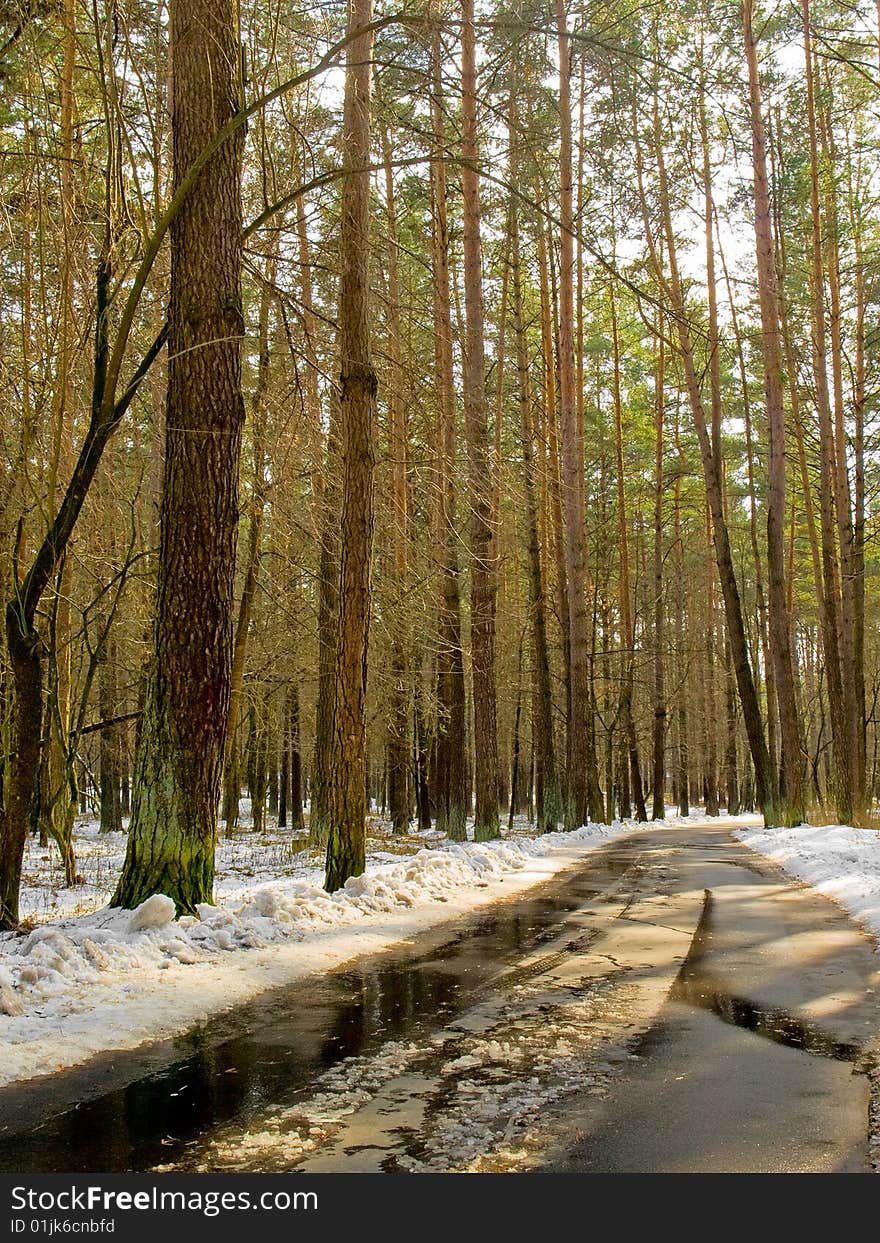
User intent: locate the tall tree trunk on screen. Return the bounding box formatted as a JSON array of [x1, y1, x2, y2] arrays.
[[702, 519, 719, 815], [39, 0, 80, 875], [430, 1, 467, 840], [537, 220, 571, 809], [99, 633, 122, 832], [849, 163, 868, 816], [113, 0, 245, 912], [287, 681, 304, 835], [637, 89, 777, 824], [717, 225, 776, 776], [611, 278, 647, 822], [651, 326, 666, 820], [818, 93, 862, 813], [723, 635, 740, 814], [509, 76, 560, 834], [672, 406, 689, 817], [461, 0, 499, 839], [799, 0, 860, 821], [508, 631, 524, 832], [222, 237, 275, 833], [556, 0, 602, 827], [381, 126, 411, 835], [324, 0, 377, 891], [290, 171, 336, 849], [743, 0, 805, 824]]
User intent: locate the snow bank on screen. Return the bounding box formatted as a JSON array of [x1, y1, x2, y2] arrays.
[[734, 821, 880, 943], [128, 894, 176, 932], [0, 818, 647, 1088]]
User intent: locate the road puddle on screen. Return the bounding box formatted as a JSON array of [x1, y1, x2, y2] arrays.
[[671, 889, 863, 1063], [0, 852, 637, 1172]]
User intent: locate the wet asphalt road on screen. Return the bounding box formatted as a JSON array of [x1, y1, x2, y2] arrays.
[[1, 820, 878, 1173], [535, 823, 880, 1173]]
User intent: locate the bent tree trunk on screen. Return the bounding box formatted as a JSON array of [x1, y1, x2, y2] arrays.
[[113, 0, 245, 912], [0, 618, 42, 927]]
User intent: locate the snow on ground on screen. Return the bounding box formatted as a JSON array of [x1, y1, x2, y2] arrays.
[[0, 806, 687, 1089], [10, 806, 880, 1170], [734, 821, 880, 945]]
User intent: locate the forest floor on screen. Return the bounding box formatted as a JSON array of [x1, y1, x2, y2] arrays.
[[1, 816, 879, 1173], [2, 809, 880, 1097], [0, 806, 681, 1087]]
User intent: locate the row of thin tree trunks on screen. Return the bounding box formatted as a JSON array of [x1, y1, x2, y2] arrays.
[[88, 573, 874, 838]]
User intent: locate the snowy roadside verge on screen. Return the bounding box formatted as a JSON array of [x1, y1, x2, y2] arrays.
[[733, 822, 880, 946], [0, 818, 655, 1090]]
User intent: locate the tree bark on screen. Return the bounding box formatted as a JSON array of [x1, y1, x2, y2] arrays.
[[113, 0, 245, 912], [222, 235, 275, 832], [611, 279, 646, 823], [381, 125, 411, 835], [556, 0, 602, 827], [287, 681, 304, 835], [461, 0, 499, 840], [651, 326, 666, 821], [637, 89, 777, 824], [743, 0, 805, 824], [430, 2, 467, 840], [99, 633, 122, 832], [324, 0, 377, 891], [512, 232, 560, 834]]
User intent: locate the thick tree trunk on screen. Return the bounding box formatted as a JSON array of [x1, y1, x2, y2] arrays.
[[0, 622, 42, 927], [324, 0, 377, 892], [310, 411, 341, 847], [113, 0, 245, 912], [819, 95, 863, 815]]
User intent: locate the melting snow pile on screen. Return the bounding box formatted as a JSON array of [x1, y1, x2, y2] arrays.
[[0, 818, 642, 1086], [734, 821, 880, 943]]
